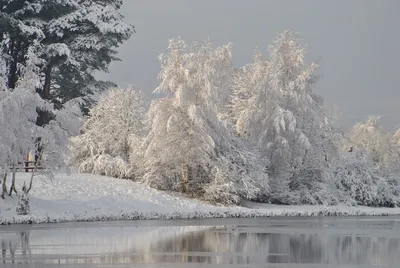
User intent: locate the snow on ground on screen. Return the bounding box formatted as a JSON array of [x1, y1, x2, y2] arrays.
[[1, 172, 400, 225]]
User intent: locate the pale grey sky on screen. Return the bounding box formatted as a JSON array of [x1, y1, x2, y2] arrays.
[[99, 0, 400, 129]]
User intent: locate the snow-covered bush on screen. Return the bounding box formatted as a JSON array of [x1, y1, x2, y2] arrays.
[[16, 183, 30, 215], [203, 166, 241, 205], [338, 117, 400, 207], [285, 168, 339, 205], [71, 87, 146, 179], [344, 116, 400, 174], [333, 150, 399, 207]]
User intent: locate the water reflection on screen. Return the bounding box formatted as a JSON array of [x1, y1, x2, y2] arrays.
[[2, 231, 31, 265], [138, 227, 400, 266], [1, 218, 400, 267]]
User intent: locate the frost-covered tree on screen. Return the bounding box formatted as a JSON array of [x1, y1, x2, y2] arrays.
[[16, 183, 30, 215], [37, 0, 134, 114], [0, 46, 46, 197], [144, 38, 268, 204], [0, 0, 129, 196], [393, 128, 400, 145], [345, 116, 400, 174], [71, 87, 146, 179], [332, 150, 399, 207], [0, 44, 81, 198], [0, 0, 134, 124], [231, 31, 337, 204], [333, 116, 400, 206]]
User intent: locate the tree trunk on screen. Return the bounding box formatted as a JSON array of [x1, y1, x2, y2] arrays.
[[1, 172, 7, 199], [7, 40, 19, 89], [180, 162, 188, 193], [27, 171, 35, 194], [43, 65, 52, 99], [27, 153, 40, 194], [8, 165, 17, 196], [36, 65, 52, 127]]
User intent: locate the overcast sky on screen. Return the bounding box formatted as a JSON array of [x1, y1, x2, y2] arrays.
[[98, 0, 400, 129]]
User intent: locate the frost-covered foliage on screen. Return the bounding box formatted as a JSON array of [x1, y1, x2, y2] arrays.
[[71, 87, 146, 179], [344, 116, 400, 174], [337, 117, 400, 207], [333, 150, 399, 207], [143, 38, 268, 204], [0, 1, 131, 200], [16, 184, 30, 215], [1, 0, 133, 115], [0, 45, 81, 198], [67, 32, 400, 208], [0, 47, 46, 172], [231, 31, 338, 205]]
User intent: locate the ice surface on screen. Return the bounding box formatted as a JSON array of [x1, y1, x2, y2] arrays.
[[1, 217, 400, 267]]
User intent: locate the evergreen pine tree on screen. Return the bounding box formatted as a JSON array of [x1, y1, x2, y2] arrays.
[[0, 0, 134, 122]]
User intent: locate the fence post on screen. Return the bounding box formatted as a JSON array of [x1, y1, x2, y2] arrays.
[[25, 154, 29, 173]]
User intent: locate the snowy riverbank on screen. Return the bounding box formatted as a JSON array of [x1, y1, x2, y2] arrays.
[[1, 173, 400, 225]]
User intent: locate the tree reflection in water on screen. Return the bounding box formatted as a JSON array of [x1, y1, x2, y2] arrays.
[[0, 226, 399, 267], [140, 227, 400, 266], [1, 231, 31, 265]]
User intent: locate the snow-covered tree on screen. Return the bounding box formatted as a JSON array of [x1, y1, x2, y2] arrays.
[[0, 45, 46, 197], [0, 0, 134, 125], [16, 183, 30, 215], [333, 116, 400, 206], [144, 38, 268, 204], [38, 0, 134, 113], [1, 0, 131, 200], [231, 30, 337, 204], [0, 44, 81, 198], [333, 150, 399, 207], [345, 116, 400, 173], [71, 87, 146, 179]]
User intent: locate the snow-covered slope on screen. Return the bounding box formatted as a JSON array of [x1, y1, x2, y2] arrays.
[[1, 173, 400, 225]]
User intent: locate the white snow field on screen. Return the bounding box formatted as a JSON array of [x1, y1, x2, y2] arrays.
[[1, 172, 400, 225]]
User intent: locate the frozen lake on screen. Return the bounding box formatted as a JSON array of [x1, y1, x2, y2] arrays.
[[1, 216, 400, 267]]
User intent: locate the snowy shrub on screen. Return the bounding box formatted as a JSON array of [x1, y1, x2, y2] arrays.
[[16, 184, 30, 215], [268, 168, 338, 206], [338, 117, 400, 207], [71, 87, 146, 179], [344, 116, 400, 174], [333, 151, 399, 207], [288, 168, 339, 205], [79, 155, 130, 178], [203, 166, 241, 205]]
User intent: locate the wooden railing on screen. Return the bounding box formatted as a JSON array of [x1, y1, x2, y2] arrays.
[[13, 161, 43, 172]]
